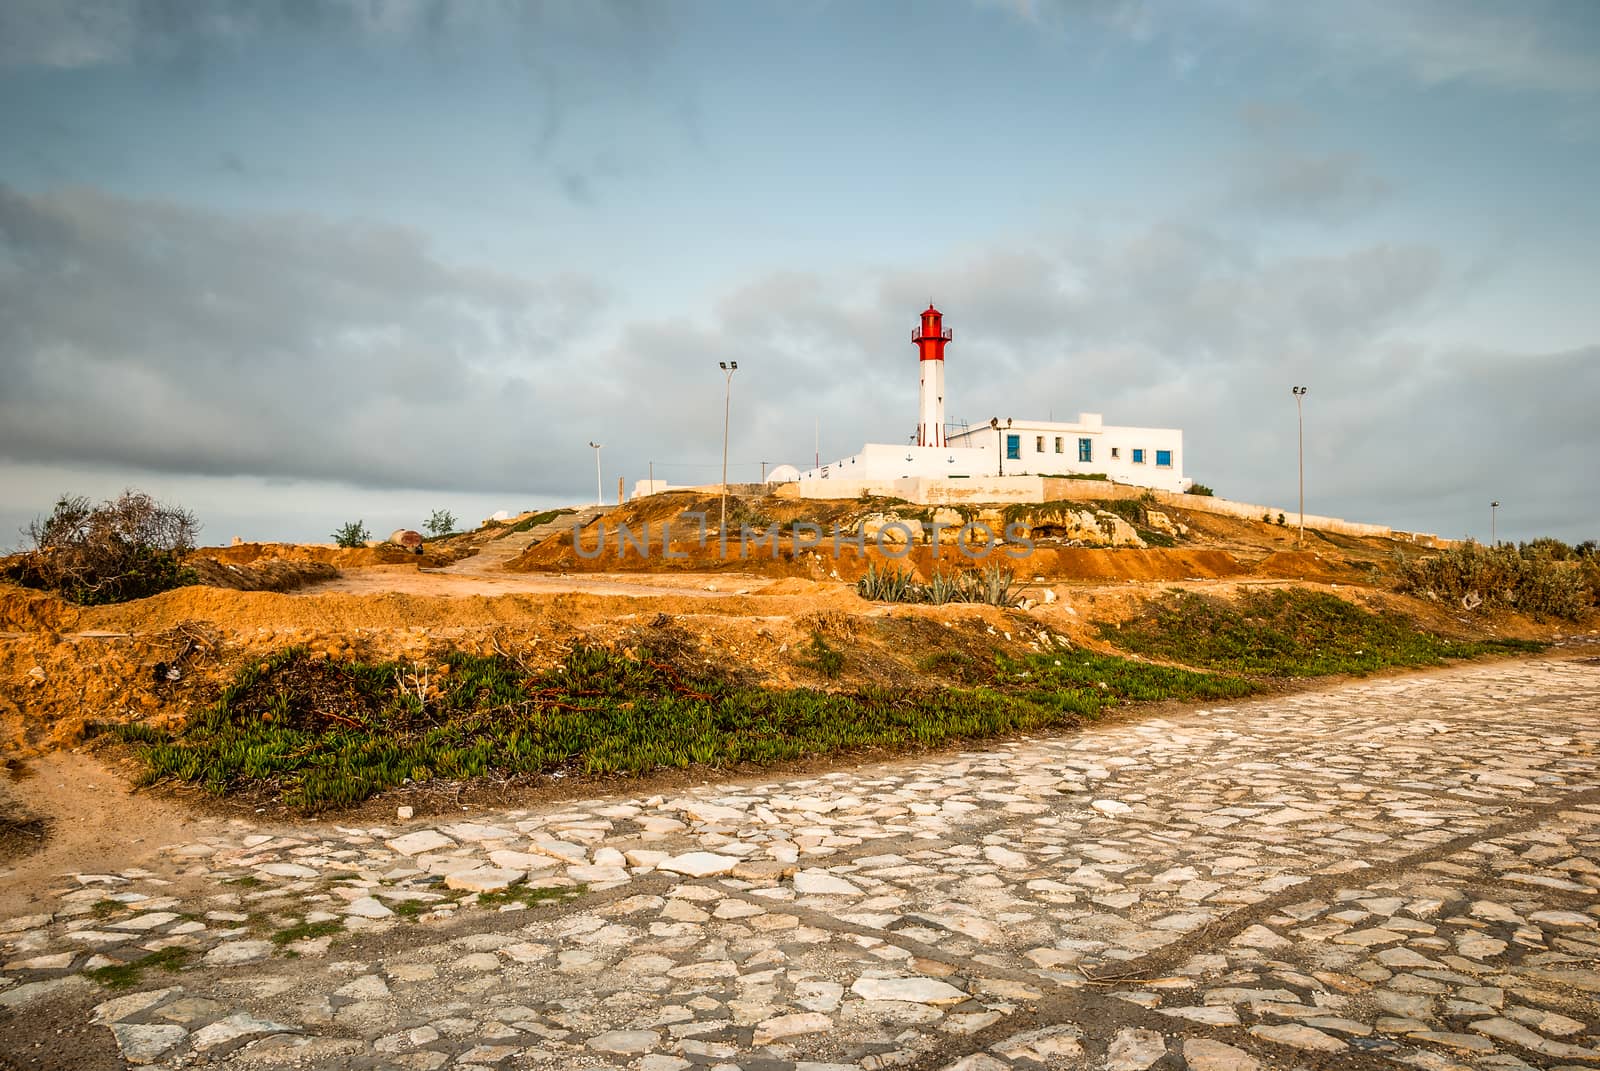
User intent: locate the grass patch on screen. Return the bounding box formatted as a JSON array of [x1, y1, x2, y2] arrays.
[[269, 919, 342, 946], [506, 508, 575, 534], [1101, 588, 1545, 677], [391, 899, 435, 919], [799, 633, 844, 679], [916, 650, 997, 685], [116, 643, 1256, 812], [220, 875, 262, 888], [85, 947, 191, 990], [1000, 651, 1257, 715], [90, 899, 124, 919], [475, 884, 585, 909]]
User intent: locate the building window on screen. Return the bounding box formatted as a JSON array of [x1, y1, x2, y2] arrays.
[[1156, 449, 1172, 468], [1110, 447, 1120, 459], [1078, 438, 1092, 463], [1035, 435, 1044, 453], [1054, 437, 1063, 453], [1132, 448, 1145, 464], [1006, 434, 1020, 460]]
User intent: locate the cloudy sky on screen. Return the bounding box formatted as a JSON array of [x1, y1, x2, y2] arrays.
[[1, 0, 1597, 546]]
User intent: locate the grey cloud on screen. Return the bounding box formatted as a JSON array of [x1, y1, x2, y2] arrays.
[[2, 184, 1594, 543], [0, 185, 610, 491], [1230, 151, 1391, 221]]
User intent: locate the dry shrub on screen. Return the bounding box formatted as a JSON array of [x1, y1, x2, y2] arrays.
[[1394, 542, 1590, 621], [6, 491, 200, 605]]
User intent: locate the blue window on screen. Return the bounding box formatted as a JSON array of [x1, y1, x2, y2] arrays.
[[1078, 438, 1092, 462], [1132, 448, 1146, 464], [1156, 449, 1172, 468], [1006, 434, 1020, 460]]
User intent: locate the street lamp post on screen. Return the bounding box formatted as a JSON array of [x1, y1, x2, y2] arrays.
[[587, 441, 603, 507], [989, 417, 1012, 476], [1292, 386, 1308, 548], [718, 361, 738, 532], [1491, 501, 1500, 546]]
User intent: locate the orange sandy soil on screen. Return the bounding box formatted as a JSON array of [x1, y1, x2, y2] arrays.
[[0, 495, 1575, 761]]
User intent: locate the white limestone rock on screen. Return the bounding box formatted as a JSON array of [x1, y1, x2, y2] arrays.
[[444, 868, 525, 894], [110, 1023, 188, 1065], [385, 830, 455, 856], [849, 976, 967, 1005], [793, 869, 862, 896], [657, 852, 741, 878]]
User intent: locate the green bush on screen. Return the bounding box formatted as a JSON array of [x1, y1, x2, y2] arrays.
[[1395, 542, 1591, 619], [424, 509, 457, 538], [5, 491, 199, 605], [331, 521, 370, 548], [1186, 483, 1215, 497]]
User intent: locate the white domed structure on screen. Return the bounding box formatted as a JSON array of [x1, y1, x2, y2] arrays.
[[764, 464, 801, 484]]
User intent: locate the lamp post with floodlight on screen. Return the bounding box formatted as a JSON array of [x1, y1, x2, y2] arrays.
[[719, 361, 738, 532], [1292, 386, 1308, 548], [1491, 501, 1500, 546], [989, 417, 1012, 476], [587, 442, 603, 507]]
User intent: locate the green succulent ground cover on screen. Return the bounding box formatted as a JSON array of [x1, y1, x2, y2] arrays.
[[116, 641, 1251, 812], [115, 588, 1542, 813], [1100, 588, 1542, 677]]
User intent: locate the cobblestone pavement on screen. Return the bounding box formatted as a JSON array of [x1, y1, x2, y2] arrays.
[[2, 656, 1597, 1070]]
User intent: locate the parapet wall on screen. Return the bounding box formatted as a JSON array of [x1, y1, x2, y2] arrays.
[[770, 476, 1446, 545]]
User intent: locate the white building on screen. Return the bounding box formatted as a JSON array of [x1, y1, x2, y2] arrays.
[[796, 305, 1190, 493]]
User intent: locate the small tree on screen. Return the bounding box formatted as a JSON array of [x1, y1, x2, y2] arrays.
[[332, 521, 370, 548], [424, 509, 457, 538], [9, 490, 200, 605]]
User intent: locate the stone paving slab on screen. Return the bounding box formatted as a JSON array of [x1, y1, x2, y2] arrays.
[[0, 656, 1597, 1069]]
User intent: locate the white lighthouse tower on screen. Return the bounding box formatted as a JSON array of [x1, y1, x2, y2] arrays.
[[914, 303, 951, 447]]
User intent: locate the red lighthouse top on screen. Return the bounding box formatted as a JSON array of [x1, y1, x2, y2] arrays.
[[913, 303, 952, 362]]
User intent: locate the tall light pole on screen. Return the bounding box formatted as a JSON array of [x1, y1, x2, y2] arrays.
[[989, 417, 1012, 476], [1292, 386, 1308, 548], [718, 361, 738, 531], [587, 441, 603, 507], [1490, 500, 1500, 546]]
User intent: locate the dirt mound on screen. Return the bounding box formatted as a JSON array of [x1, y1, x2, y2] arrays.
[[0, 584, 79, 632], [186, 557, 340, 593], [755, 578, 832, 596], [1251, 550, 1367, 583], [0, 624, 223, 755], [195, 541, 457, 568], [1020, 548, 1246, 582]]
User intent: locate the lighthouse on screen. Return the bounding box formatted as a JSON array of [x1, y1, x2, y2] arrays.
[[914, 303, 952, 447]]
